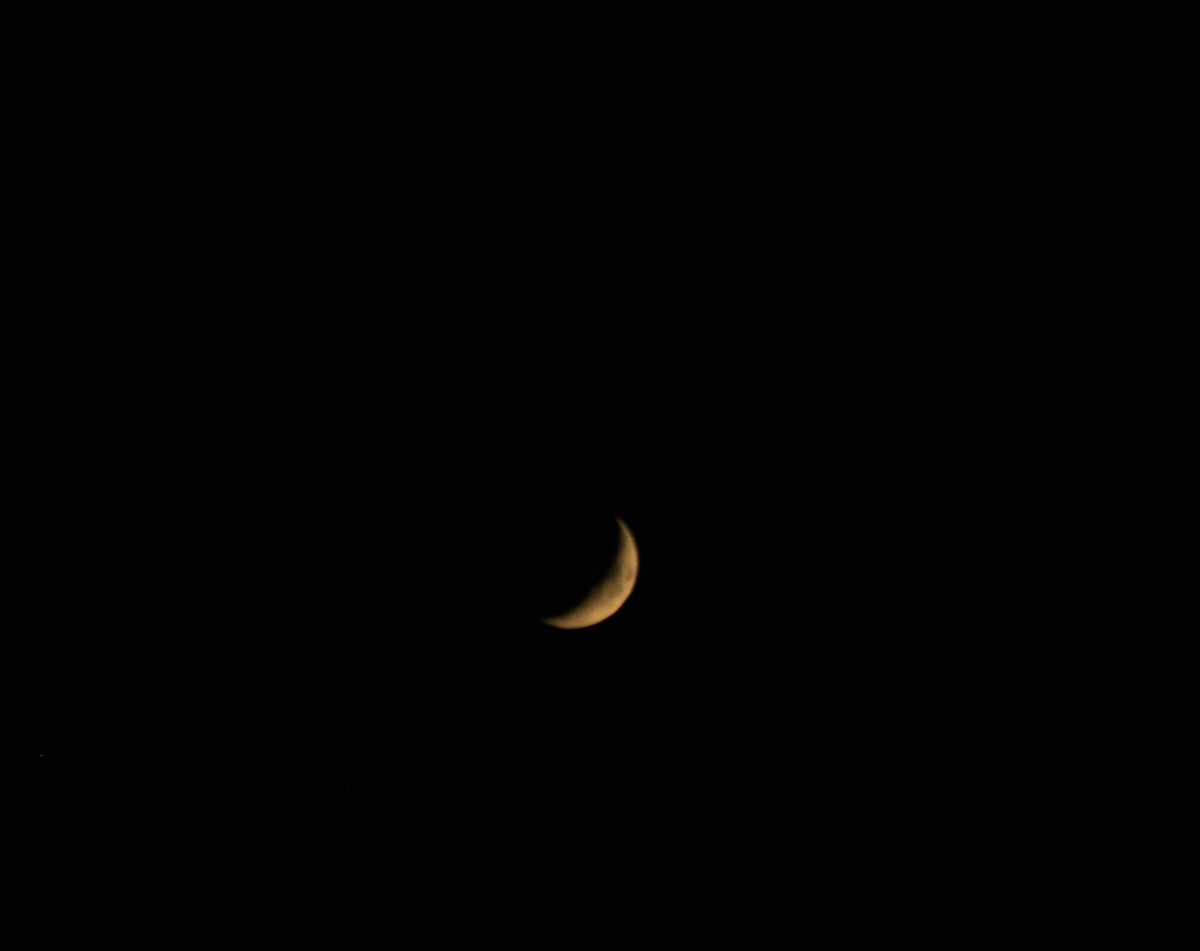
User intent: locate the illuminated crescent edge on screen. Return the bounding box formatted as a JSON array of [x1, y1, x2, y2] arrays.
[[541, 518, 639, 629]]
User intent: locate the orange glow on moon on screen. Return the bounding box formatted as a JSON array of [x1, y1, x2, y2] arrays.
[[541, 517, 639, 630]]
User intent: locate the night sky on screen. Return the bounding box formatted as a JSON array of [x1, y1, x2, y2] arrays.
[[6, 16, 1187, 944]]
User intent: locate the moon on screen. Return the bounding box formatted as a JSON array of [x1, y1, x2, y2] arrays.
[[541, 517, 639, 630]]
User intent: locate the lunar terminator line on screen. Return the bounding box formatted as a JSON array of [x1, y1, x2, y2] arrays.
[[541, 517, 639, 629]]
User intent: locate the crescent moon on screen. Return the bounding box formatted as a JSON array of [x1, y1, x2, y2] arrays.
[[541, 517, 639, 630]]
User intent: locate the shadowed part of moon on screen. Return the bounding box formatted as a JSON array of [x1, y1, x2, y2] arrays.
[[541, 518, 639, 630]]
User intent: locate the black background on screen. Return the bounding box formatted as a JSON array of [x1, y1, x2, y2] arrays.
[[5, 14, 1189, 944]]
